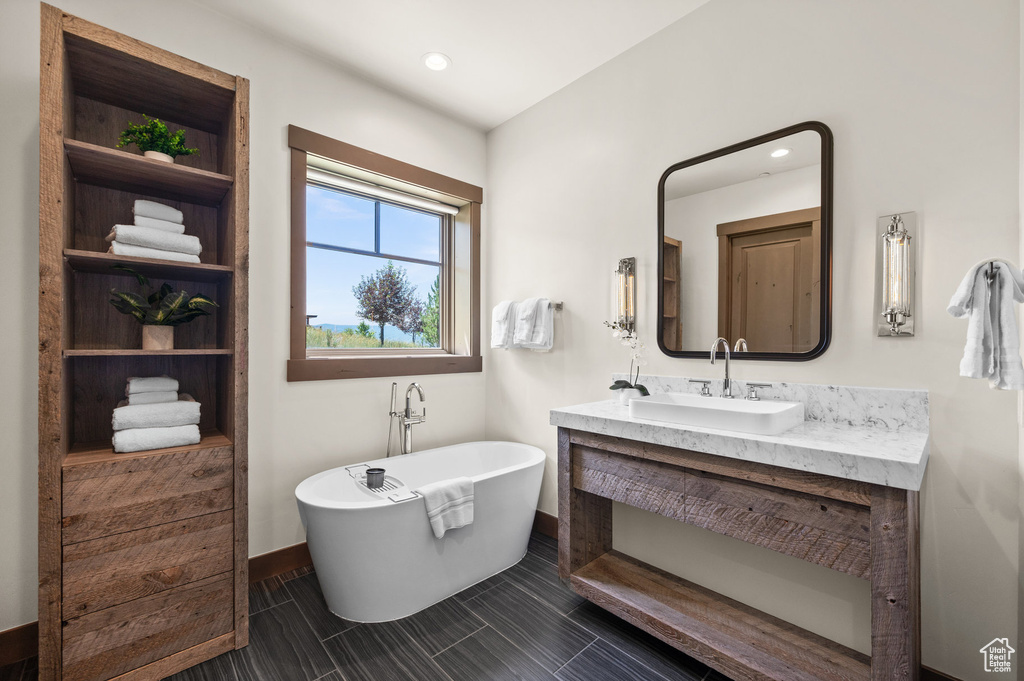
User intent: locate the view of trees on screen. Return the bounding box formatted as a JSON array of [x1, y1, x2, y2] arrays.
[[343, 261, 439, 348]]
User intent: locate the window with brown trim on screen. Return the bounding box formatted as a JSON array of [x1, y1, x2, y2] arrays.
[[288, 125, 482, 381]]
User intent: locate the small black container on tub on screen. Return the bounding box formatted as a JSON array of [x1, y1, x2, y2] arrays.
[[365, 468, 386, 489]]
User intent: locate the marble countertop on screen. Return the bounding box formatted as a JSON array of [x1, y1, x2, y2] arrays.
[[550, 399, 929, 491]]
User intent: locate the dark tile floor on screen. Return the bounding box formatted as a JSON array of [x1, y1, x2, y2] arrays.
[[0, 533, 724, 681]]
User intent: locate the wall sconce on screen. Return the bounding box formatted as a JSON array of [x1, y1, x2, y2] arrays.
[[876, 212, 916, 336], [615, 257, 636, 334]]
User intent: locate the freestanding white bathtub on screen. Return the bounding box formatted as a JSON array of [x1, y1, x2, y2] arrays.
[[295, 441, 545, 622]]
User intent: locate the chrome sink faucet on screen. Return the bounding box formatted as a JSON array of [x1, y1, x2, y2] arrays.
[[710, 337, 734, 398]]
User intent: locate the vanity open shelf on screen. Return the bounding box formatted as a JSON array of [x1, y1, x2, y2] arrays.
[[64, 429, 231, 469]]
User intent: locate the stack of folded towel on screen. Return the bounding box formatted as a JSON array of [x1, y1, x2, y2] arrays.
[[491, 297, 554, 351], [112, 375, 202, 453], [106, 200, 203, 264]]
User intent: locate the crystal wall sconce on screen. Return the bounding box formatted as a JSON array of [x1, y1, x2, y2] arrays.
[[876, 212, 916, 336]]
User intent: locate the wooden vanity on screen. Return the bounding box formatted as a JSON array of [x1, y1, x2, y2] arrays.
[[557, 426, 921, 681]]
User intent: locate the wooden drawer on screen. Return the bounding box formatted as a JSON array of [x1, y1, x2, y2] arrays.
[[63, 511, 233, 619], [63, 572, 233, 681], [62, 445, 233, 545]]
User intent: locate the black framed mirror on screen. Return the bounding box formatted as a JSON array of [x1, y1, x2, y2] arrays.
[[657, 121, 832, 361]]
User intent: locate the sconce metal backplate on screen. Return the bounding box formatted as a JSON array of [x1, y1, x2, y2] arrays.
[[874, 212, 916, 337]]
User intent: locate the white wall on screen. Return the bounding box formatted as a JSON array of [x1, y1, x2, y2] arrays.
[[666, 164, 820, 348], [485, 0, 1019, 676], [0, 0, 486, 632]]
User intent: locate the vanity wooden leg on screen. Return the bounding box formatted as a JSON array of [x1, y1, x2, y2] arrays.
[[870, 487, 920, 681], [557, 427, 612, 584]]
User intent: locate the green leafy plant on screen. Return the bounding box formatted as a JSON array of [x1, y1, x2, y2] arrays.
[[604, 321, 649, 396], [117, 115, 199, 158], [108, 266, 217, 326]]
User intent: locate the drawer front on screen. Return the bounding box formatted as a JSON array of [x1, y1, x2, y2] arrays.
[[63, 572, 233, 681], [63, 510, 233, 618], [63, 445, 233, 545]]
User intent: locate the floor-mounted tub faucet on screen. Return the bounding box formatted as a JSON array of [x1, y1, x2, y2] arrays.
[[401, 382, 426, 454], [710, 337, 734, 398]]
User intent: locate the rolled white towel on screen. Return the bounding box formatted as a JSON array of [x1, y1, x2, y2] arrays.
[[134, 215, 185, 234], [126, 375, 179, 395], [109, 242, 200, 264], [112, 394, 200, 431], [127, 390, 178, 405], [113, 424, 201, 453], [134, 199, 183, 224], [106, 225, 201, 256]]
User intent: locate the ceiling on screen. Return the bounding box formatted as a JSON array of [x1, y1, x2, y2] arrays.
[[190, 0, 711, 130]]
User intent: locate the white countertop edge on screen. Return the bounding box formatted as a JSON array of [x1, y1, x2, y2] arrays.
[[550, 401, 929, 491]]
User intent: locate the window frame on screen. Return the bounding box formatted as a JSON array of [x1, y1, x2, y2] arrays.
[[288, 125, 482, 381]]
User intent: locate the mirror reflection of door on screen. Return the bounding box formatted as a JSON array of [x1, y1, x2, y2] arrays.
[[716, 208, 820, 353]]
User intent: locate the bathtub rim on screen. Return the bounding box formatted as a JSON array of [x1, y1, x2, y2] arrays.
[[295, 440, 546, 511]]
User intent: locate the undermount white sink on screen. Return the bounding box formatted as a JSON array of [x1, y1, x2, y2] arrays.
[[628, 392, 805, 435]]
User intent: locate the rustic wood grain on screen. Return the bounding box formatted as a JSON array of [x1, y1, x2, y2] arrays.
[[62, 573, 233, 681], [228, 74, 251, 649], [39, 6, 70, 680], [63, 511, 233, 618], [62, 446, 233, 544], [573, 446, 871, 578], [558, 428, 612, 584], [870, 487, 920, 681], [105, 634, 234, 681], [65, 139, 232, 207], [569, 430, 872, 506], [572, 551, 870, 681], [62, 22, 235, 134], [63, 249, 232, 283]]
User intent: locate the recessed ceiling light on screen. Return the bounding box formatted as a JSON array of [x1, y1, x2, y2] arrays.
[[423, 52, 451, 71], [770, 148, 791, 158]]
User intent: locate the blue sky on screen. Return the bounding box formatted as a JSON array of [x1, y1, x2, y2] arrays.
[[305, 185, 440, 327]]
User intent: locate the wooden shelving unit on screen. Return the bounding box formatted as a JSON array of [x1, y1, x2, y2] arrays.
[[39, 5, 249, 680], [662, 236, 682, 351]]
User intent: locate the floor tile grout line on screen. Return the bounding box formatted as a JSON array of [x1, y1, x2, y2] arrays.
[[587, 631, 687, 681], [480, 621, 566, 678], [552, 640, 596, 675], [427, 621, 488, 659]]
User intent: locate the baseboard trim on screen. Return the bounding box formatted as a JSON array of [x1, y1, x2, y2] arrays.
[[532, 509, 557, 539], [0, 512, 968, 681], [248, 542, 311, 584], [0, 621, 38, 668]]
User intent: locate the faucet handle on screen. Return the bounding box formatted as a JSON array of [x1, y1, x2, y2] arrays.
[[745, 382, 773, 401], [688, 379, 712, 397]]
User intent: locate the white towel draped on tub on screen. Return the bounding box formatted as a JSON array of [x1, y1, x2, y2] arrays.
[[948, 260, 1024, 390], [113, 424, 200, 453], [417, 477, 474, 539], [112, 394, 200, 431]]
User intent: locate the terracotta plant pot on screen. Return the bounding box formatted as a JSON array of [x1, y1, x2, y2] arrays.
[[143, 150, 174, 163], [142, 325, 174, 350]]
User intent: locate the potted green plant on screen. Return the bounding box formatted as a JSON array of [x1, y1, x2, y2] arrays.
[[117, 115, 199, 163], [109, 266, 218, 350], [604, 320, 649, 405]]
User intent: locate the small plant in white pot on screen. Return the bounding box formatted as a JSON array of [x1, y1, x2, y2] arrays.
[[604, 321, 649, 405], [117, 115, 199, 163], [109, 266, 218, 350]]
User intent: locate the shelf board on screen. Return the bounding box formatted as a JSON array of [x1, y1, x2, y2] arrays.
[[64, 139, 233, 206], [65, 249, 233, 282], [571, 551, 870, 681], [64, 348, 233, 357], [65, 430, 232, 469]]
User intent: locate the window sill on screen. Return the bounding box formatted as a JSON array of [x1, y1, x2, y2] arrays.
[[287, 354, 482, 382]]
